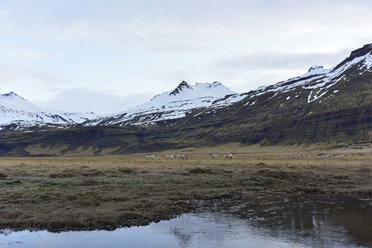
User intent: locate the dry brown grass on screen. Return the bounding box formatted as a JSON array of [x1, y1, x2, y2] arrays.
[[0, 149, 371, 231]]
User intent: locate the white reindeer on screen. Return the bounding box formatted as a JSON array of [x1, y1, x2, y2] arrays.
[[146, 154, 160, 160], [177, 154, 188, 160], [210, 153, 219, 159], [224, 153, 234, 160], [166, 154, 175, 160], [334, 154, 345, 159]]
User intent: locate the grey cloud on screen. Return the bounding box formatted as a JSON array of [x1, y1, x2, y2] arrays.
[[150, 44, 216, 53], [213, 50, 350, 72], [0, 65, 67, 91], [4, 0, 372, 42], [34, 88, 153, 114]]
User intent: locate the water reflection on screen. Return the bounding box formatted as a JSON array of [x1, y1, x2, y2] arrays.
[[209, 195, 372, 247], [0, 195, 371, 248]]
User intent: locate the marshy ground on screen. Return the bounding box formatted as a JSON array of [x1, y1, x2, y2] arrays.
[[0, 146, 371, 231]]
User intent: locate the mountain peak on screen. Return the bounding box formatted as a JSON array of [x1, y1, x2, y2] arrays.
[[0, 91, 28, 103], [0, 91, 41, 112], [298, 65, 327, 78], [349, 43, 372, 59], [335, 43, 372, 70], [169, 81, 192, 96], [308, 65, 324, 72], [1, 91, 21, 98]]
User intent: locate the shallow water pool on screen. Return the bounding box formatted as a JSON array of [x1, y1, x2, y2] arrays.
[[1, 195, 371, 248]]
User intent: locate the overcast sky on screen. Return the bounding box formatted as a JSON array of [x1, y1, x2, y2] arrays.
[[1, 0, 372, 113]]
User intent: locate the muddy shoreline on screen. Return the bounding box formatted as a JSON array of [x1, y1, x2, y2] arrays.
[[0, 155, 371, 232]]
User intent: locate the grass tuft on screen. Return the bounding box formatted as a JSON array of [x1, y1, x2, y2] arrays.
[[188, 168, 212, 174], [0, 172, 7, 179], [118, 167, 137, 174]]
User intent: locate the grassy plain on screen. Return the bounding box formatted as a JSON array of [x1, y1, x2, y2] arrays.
[[0, 145, 371, 231]]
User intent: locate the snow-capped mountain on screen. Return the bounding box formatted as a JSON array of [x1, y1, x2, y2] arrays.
[[2, 43, 372, 155], [213, 43, 372, 107], [2, 42, 372, 144], [0, 92, 98, 130], [0, 92, 42, 112], [86, 81, 235, 126], [0, 81, 235, 130]]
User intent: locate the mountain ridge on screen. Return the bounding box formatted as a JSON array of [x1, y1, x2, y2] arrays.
[[84, 81, 236, 126], [0, 81, 236, 129], [0, 92, 99, 130], [1, 43, 372, 155]]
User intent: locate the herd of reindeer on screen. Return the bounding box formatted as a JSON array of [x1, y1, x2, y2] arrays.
[[145, 152, 235, 160], [145, 152, 351, 161]]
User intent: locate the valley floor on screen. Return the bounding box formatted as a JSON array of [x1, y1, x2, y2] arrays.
[[0, 146, 371, 231]]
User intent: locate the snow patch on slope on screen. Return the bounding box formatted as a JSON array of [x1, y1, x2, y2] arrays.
[[301, 66, 327, 77]]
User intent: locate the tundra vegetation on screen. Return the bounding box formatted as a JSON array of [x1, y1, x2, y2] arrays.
[[0, 146, 371, 231]]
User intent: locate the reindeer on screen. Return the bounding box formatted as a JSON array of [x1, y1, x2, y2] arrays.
[[334, 154, 345, 159], [146, 154, 160, 160], [145, 154, 154, 160], [177, 154, 188, 160], [224, 152, 234, 160], [210, 153, 219, 159], [166, 154, 175, 160]]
